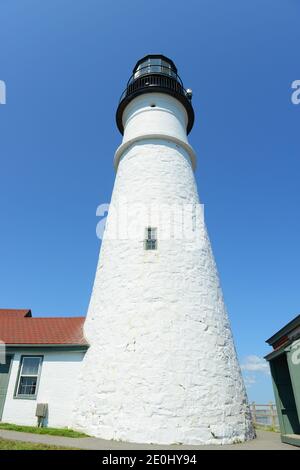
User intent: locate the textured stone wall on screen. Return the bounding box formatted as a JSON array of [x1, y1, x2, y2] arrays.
[[72, 134, 254, 444]]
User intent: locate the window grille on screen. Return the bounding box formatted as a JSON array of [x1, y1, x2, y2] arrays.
[[144, 227, 157, 250], [15, 356, 43, 398]]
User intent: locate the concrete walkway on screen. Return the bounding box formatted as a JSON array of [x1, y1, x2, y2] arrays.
[[0, 429, 298, 450]]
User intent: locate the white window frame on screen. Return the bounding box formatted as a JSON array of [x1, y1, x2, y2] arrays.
[[15, 355, 43, 399]]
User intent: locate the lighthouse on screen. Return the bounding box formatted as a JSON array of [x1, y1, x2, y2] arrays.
[[72, 55, 254, 445]]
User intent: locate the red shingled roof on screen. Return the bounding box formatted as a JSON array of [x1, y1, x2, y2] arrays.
[[0, 309, 88, 346], [0, 309, 32, 318]]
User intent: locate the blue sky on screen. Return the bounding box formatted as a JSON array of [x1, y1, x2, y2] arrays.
[[0, 0, 299, 402]]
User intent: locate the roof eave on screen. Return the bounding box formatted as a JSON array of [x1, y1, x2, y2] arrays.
[[266, 314, 300, 346], [6, 343, 89, 351]]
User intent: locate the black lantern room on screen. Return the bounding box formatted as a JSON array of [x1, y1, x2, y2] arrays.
[[116, 54, 194, 135]]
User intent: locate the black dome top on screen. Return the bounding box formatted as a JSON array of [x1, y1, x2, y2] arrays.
[[116, 54, 194, 135]]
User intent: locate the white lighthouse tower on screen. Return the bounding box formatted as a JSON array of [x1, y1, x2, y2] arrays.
[[73, 55, 254, 445]]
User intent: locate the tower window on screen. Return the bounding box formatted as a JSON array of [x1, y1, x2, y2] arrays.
[[144, 227, 157, 250]]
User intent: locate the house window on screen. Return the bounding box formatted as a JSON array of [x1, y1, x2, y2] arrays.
[[15, 356, 43, 398], [145, 227, 157, 250]]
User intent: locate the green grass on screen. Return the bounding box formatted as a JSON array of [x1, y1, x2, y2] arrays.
[[0, 437, 78, 450], [254, 423, 280, 433], [0, 422, 88, 438]]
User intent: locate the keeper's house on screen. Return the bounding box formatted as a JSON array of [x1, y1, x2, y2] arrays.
[[0, 309, 88, 427], [265, 314, 300, 447]]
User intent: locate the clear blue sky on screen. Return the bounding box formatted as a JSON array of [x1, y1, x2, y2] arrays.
[[0, 0, 299, 402]]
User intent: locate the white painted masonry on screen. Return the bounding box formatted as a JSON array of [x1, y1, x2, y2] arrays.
[[72, 89, 255, 444], [2, 350, 85, 427], [114, 93, 196, 170]]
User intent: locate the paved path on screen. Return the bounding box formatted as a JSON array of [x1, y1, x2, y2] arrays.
[[0, 429, 298, 450]]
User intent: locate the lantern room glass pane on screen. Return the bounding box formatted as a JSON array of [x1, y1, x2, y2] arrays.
[[149, 58, 161, 74], [134, 60, 149, 78], [134, 58, 176, 79], [161, 60, 176, 78]]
